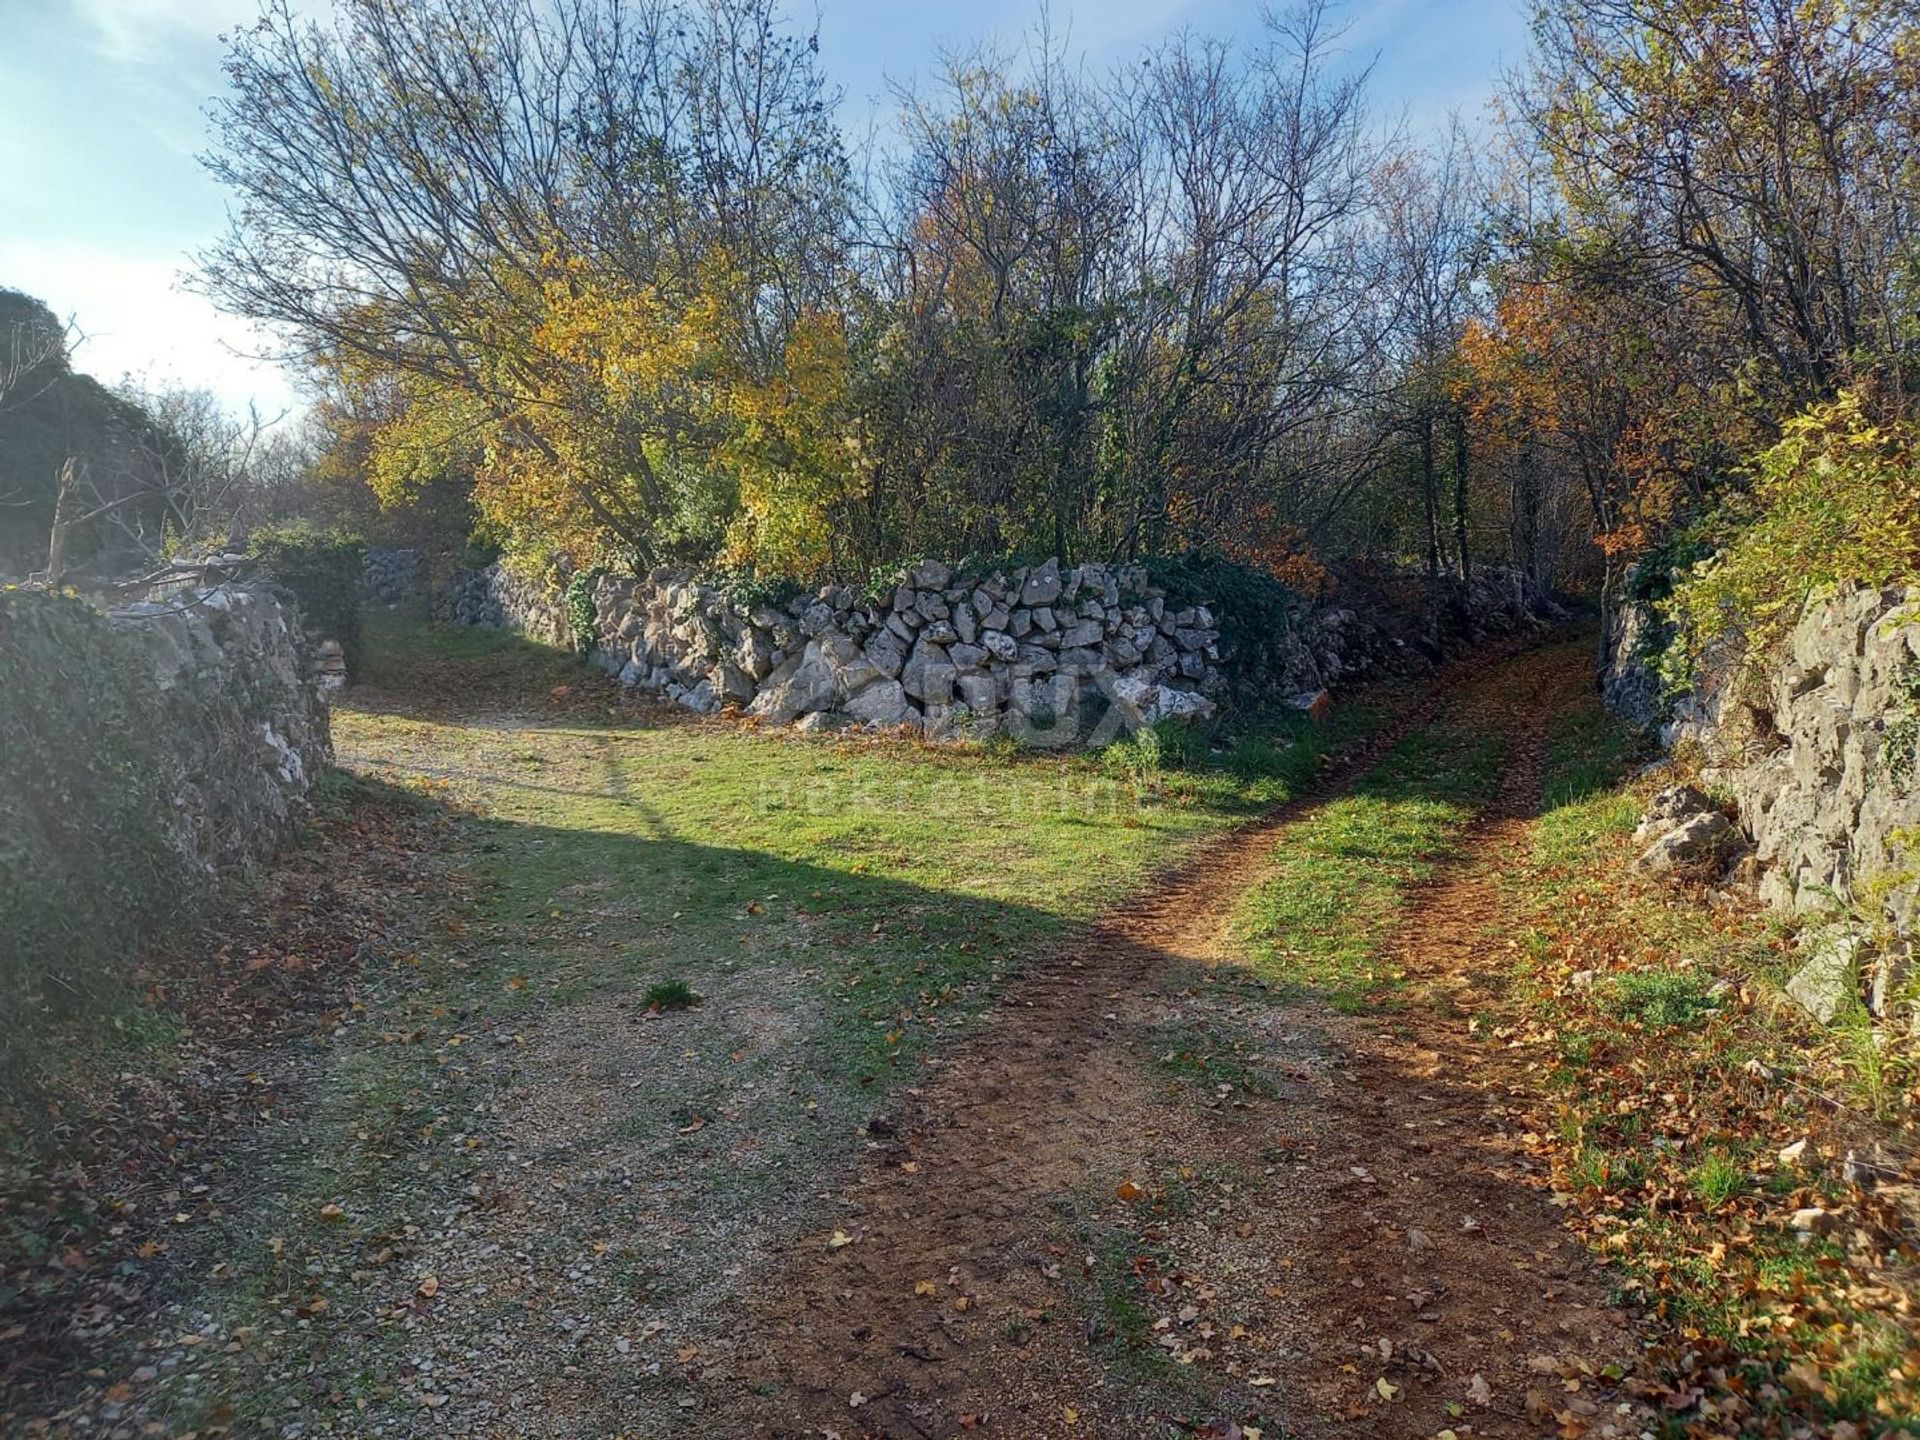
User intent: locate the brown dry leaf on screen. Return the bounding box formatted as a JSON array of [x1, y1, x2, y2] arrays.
[[1466, 1374, 1493, 1407], [417, 1275, 439, 1297], [1115, 1180, 1144, 1202], [913, 1279, 938, 1297]]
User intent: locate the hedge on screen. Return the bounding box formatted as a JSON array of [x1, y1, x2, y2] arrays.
[[249, 524, 367, 677]]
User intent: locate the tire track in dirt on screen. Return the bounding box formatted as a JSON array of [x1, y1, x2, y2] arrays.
[[1256, 642, 1645, 1438], [735, 643, 1573, 1438]]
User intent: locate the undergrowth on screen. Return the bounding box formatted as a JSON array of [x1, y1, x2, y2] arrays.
[[1503, 693, 1920, 1436]]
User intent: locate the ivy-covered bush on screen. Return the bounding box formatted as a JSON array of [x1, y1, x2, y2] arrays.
[[1662, 388, 1920, 683], [563, 565, 609, 652], [1142, 549, 1310, 701], [0, 588, 190, 1078], [249, 523, 368, 676]]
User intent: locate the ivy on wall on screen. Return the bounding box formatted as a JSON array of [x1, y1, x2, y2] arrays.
[[249, 524, 367, 677], [0, 588, 191, 1080]]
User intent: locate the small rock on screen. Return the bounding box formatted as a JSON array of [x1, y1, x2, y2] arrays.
[[1630, 811, 1735, 876], [1785, 924, 1867, 1024], [1634, 783, 1713, 842], [1789, 1206, 1839, 1236]]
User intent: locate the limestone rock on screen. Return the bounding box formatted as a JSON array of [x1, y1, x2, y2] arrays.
[[902, 640, 956, 705], [1020, 557, 1063, 605], [747, 644, 835, 724], [1631, 810, 1736, 876], [1786, 926, 1867, 1024], [845, 679, 911, 726], [981, 629, 1017, 662], [1635, 784, 1716, 842], [794, 709, 852, 734], [863, 629, 908, 679]]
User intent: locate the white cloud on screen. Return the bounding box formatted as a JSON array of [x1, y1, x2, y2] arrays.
[[72, 0, 258, 61], [0, 239, 301, 418]]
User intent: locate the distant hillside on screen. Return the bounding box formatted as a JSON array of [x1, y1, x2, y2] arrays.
[[0, 288, 160, 575]]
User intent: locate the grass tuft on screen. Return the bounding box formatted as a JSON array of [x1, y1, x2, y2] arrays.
[[644, 977, 700, 1012]]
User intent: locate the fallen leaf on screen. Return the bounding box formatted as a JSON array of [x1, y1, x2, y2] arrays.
[[827, 1229, 854, 1250], [416, 1275, 439, 1297]]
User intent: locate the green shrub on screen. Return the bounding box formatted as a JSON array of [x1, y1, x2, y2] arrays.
[[0, 588, 191, 1083], [249, 523, 368, 677], [717, 569, 804, 615], [1141, 550, 1309, 702], [1662, 388, 1920, 684], [564, 565, 608, 653], [644, 978, 699, 1012]]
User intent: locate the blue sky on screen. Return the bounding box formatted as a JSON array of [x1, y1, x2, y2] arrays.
[[0, 0, 1531, 419]]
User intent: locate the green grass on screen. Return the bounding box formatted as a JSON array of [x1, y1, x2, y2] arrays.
[[1503, 692, 1920, 1432], [119, 615, 1380, 1431], [1605, 969, 1720, 1029], [1234, 716, 1506, 1012], [1690, 1148, 1747, 1208]]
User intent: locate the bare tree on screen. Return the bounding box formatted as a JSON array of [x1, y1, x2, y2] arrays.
[[1376, 120, 1485, 629], [197, 0, 848, 563], [39, 384, 275, 584]]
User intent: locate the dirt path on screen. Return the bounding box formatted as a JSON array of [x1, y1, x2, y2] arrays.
[[1257, 646, 1642, 1438], [9, 635, 1656, 1440], [739, 643, 1644, 1438]]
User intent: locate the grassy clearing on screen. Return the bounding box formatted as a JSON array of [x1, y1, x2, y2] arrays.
[[108, 616, 1381, 1432], [1234, 716, 1506, 1011], [1501, 693, 1920, 1436]]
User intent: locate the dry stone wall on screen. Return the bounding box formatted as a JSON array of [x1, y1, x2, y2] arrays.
[[108, 584, 336, 871], [443, 557, 1563, 745], [449, 557, 1226, 743], [363, 546, 425, 606]]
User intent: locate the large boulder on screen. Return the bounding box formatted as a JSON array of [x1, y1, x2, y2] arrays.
[[1020, 557, 1064, 606], [902, 639, 957, 705], [846, 679, 912, 726], [864, 628, 908, 679], [747, 643, 836, 724]]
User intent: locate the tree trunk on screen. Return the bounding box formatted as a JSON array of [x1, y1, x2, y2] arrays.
[[44, 459, 75, 587], [1449, 406, 1472, 637]]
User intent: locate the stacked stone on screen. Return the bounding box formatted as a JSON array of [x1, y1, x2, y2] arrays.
[[362, 546, 425, 605], [436, 563, 573, 649], [108, 585, 333, 872], [582, 557, 1222, 742]]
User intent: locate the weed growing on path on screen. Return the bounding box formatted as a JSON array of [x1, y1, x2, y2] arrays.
[[1235, 715, 1506, 1011]]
